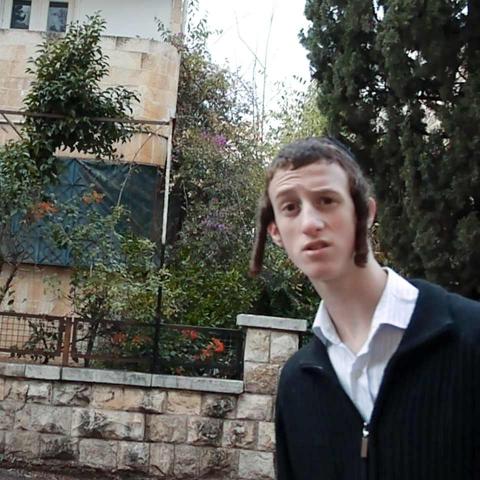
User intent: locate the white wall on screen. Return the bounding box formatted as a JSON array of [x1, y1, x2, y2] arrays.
[[0, 0, 173, 39], [75, 0, 172, 40], [0, 0, 5, 26]]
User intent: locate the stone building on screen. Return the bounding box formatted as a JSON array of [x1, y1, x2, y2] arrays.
[[0, 0, 187, 315]]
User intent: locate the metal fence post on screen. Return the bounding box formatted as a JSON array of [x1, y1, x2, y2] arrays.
[[61, 315, 74, 366]]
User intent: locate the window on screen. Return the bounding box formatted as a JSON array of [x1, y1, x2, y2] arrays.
[[10, 0, 31, 29], [47, 1, 68, 32], [3, 0, 73, 32]]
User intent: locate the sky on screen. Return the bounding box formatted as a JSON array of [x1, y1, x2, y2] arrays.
[[196, 0, 312, 109]]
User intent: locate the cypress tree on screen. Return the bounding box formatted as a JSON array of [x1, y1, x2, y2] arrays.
[[302, 0, 480, 298]]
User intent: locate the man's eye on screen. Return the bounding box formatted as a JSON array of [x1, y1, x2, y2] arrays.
[[281, 202, 298, 213], [319, 197, 335, 206]]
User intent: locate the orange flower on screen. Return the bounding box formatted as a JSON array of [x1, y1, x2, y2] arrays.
[[82, 190, 105, 204], [92, 191, 105, 203], [32, 201, 58, 220], [211, 337, 225, 354], [199, 338, 225, 359], [181, 329, 199, 341], [111, 331, 127, 345]]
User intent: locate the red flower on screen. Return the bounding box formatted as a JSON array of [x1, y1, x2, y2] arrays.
[[181, 329, 199, 341], [211, 337, 225, 354], [201, 347, 213, 359]]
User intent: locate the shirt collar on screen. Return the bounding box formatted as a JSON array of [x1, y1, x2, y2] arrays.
[[312, 268, 419, 346]]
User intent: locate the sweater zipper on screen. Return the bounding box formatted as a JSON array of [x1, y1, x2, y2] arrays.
[[361, 422, 369, 458], [302, 364, 372, 461]]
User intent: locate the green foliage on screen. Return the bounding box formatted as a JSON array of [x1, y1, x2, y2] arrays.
[[10, 318, 60, 364], [0, 131, 49, 307], [269, 78, 327, 146], [259, 247, 319, 322], [160, 13, 264, 327], [302, 0, 480, 298], [24, 13, 138, 163], [46, 196, 165, 368], [50, 199, 164, 324], [0, 141, 44, 222]]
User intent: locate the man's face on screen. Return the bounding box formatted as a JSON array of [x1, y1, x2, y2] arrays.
[[267, 160, 360, 284]]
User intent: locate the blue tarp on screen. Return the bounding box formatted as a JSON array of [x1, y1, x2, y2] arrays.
[[10, 157, 179, 266]]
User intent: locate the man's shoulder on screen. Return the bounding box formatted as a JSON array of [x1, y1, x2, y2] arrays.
[[278, 336, 322, 384], [445, 288, 480, 333], [411, 278, 480, 310], [411, 278, 480, 336]]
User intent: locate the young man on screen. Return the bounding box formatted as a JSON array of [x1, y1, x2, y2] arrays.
[[250, 137, 480, 480]]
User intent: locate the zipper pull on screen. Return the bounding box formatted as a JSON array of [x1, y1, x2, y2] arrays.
[[361, 423, 369, 458]]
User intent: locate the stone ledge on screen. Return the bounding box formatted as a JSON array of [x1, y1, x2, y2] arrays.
[[151, 375, 243, 394], [0, 362, 26, 377], [0, 364, 244, 394], [62, 368, 152, 387], [25, 364, 61, 380], [237, 314, 308, 332]]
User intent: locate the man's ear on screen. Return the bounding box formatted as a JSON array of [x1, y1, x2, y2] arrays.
[[267, 221, 283, 247], [367, 197, 377, 228]]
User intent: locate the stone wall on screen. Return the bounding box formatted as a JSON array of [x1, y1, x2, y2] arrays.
[[0, 314, 308, 479], [0, 264, 72, 315]]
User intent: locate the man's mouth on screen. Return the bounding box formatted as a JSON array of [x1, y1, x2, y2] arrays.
[[303, 240, 330, 251]]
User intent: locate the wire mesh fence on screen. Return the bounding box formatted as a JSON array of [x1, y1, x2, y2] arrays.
[[0, 311, 65, 363], [0, 311, 244, 379], [154, 323, 244, 379]]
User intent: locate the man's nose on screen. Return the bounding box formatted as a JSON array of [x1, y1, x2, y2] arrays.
[[300, 204, 325, 235]]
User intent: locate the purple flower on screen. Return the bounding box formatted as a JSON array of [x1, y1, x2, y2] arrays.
[[201, 218, 227, 232], [212, 134, 227, 148]]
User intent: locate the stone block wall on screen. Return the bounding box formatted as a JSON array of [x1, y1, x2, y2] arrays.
[[0, 315, 308, 479], [0, 264, 72, 315]]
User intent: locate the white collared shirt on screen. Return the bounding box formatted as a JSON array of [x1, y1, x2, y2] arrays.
[[312, 268, 419, 422]]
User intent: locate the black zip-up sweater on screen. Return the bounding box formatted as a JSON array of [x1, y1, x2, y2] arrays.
[[275, 280, 480, 480]]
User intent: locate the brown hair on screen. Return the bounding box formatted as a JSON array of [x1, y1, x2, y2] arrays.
[[249, 137, 373, 276]]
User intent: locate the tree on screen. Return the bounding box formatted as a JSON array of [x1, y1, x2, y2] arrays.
[[0, 14, 139, 307], [269, 78, 327, 146], [24, 14, 160, 331], [157, 12, 264, 327], [50, 200, 163, 366], [302, 0, 480, 298]]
